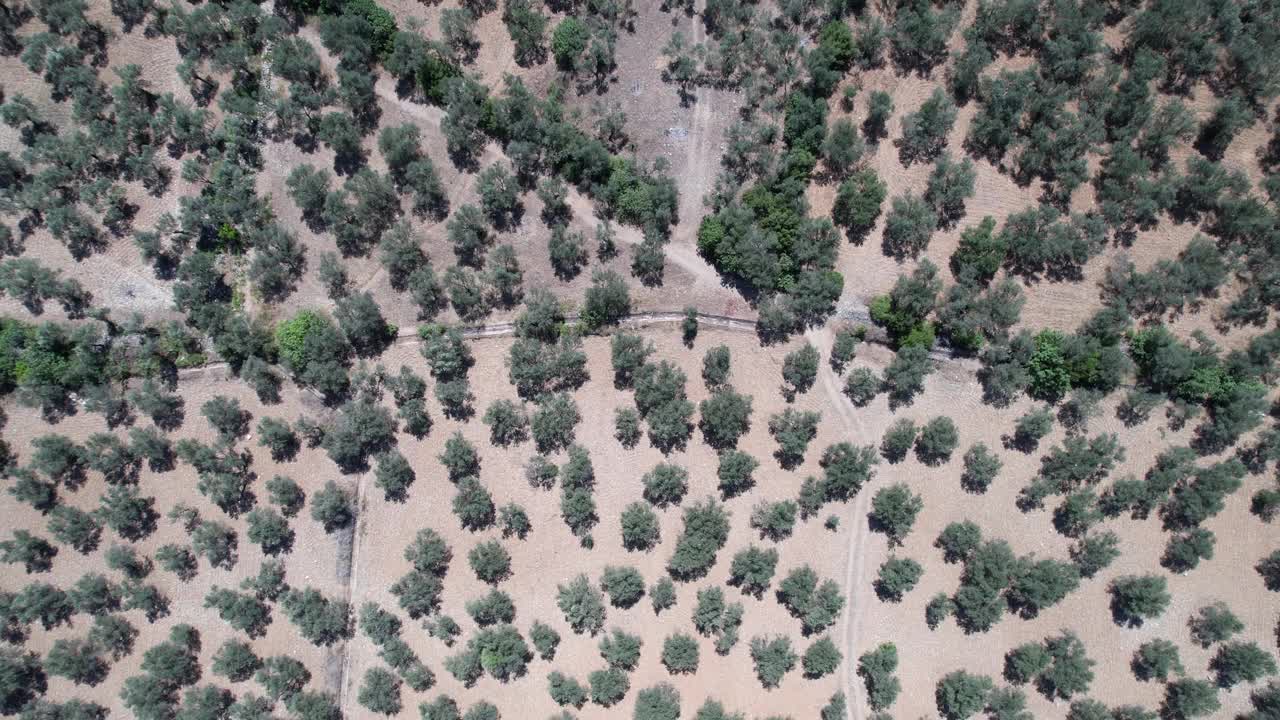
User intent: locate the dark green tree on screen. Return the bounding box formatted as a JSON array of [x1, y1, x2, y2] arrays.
[[1109, 575, 1170, 627], [875, 556, 924, 602]]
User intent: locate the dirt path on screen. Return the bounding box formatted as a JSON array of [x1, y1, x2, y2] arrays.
[[806, 327, 871, 720], [336, 464, 370, 715], [674, 8, 714, 242]]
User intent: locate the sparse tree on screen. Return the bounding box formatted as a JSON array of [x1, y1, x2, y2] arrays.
[[1189, 603, 1244, 648], [311, 481, 354, 533], [781, 344, 819, 402], [557, 574, 606, 636], [1109, 575, 1170, 628], [875, 556, 924, 602], [749, 636, 797, 689], [768, 408, 820, 469], [620, 502, 660, 551], [469, 541, 511, 585], [1133, 639, 1184, 682]]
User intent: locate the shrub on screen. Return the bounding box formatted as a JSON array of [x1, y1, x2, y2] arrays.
[[614, 407, 642, 448], [440, 433, 481, 482], [926, 593, 955, 630], [961, 443, 1001, 493], [1133, 639, 1184, 682], [880, 418, 918, 463], [935, 670, 993, 720], [465, 590, 515, 627], [482, 400, 529, 447], [1210, 641, 1277, 688], [600, 566, 645, 609], [650, 577, 676, 615], [1004, 409, 1050, 456], [698, 389, 753, 449], [915, 416, 958, 466], [841, 648, 892, 715], [1160, 678, 1220, 720], [589, 667, 630, 707], [257, 418, 300, 462], [832, 168, 887, 242], [875, 556, 924, 602], [1188, 602, 1243, 648], [1109, 575, 1170, 627], [531, 393, 580, 454], [803, 636, 842, 678], [581, 271, 632, 330], [870, 484, 924, 547], [661, 633, 699, 675], [667, 499, 730, 581], [702, 345, 731, 389], [643, 463, 689, 508], [311, 481, 354, 533], [359, 667, 402, 715], [374, 450, 416, 503], [557, 574, 605, 635], [777, 565, 843, 635], [729, 546, 778, 599], [453, 478, 495, 531], [749, 636, 796, 689], [280, 588, 350, 647], [681, 307, 699, 347], [882, 193, 937, 260], [781, 344, 819, 401], [548, 671, 588, 708], [717, 450, 759, 499], [843, 367, 879, 406], [598, 628, 642, 671], [246, 508, 294, 556], [468, 541, 511, 584], [619, 502, 660, 551], [750, 500, 797, 541], [768, 409, 820, 469]]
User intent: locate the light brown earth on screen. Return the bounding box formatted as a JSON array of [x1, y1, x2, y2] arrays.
[[3, 1, 1280, 719]]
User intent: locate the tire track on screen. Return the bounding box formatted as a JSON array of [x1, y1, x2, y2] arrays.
[[805, 327, 872, 720]]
